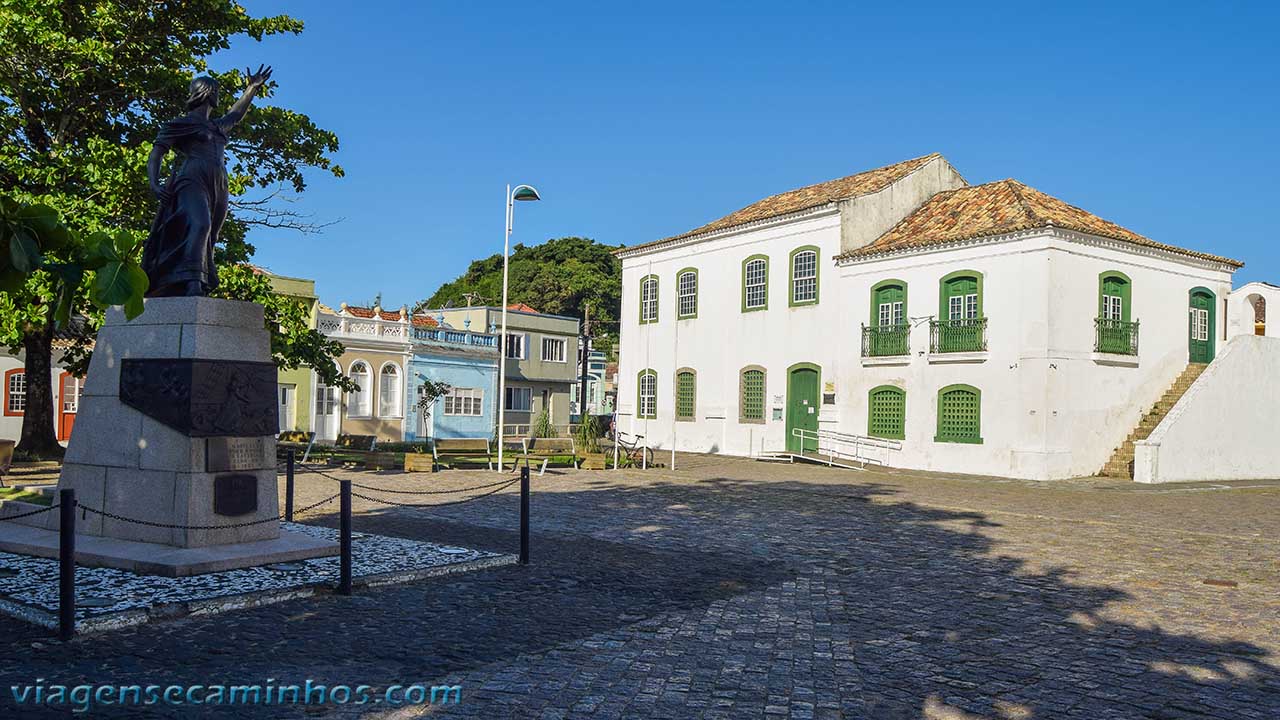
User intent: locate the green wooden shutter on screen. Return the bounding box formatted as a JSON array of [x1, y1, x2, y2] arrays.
[[867, 386, 905, 439], [1100, 274, 1130, 321], [675, 370, 696, 421], [935, 385, 981, 443], [740, 369, 765, 422]]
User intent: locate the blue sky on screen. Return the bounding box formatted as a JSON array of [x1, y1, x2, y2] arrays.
[[221, 1, 1280, 309]]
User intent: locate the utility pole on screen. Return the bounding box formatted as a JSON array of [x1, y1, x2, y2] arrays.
[[579, 303, 591, 421]]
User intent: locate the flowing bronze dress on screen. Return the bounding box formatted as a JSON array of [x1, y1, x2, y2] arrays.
[[141, 115, 231, 295]]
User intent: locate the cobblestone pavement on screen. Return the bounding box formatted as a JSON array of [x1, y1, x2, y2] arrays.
[[2, 455, 1278, 718]]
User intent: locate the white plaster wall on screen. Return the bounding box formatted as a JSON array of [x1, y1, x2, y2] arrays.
[[1038, 235, 1234, 477], [617, 210, 843, 456], [1227, 282, 1279, 339], [838, 156, 966, 253], [1133, 336, 1280, 483]]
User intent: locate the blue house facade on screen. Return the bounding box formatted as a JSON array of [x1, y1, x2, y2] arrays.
[[406, 325, 500, 441]]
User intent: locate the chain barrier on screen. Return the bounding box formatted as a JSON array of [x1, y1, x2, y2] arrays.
[[351, 476, 520, 509], [0, 502, 60, 523], [294, 462, 517, 497], [77, 492, 339, 531]]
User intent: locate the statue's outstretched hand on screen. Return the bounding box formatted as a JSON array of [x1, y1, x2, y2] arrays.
[[246, 64, 273, 89]]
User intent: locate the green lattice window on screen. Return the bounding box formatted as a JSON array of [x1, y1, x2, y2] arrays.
[[867, 386, 905, 440], [935, 384, 981, 444], [739, 367, 765, 423], [675, 369, 696, 421]]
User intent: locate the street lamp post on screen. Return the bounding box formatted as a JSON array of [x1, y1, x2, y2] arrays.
[[497, 183, 541, 471]]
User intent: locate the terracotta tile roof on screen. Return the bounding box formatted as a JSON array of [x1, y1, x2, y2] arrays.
[[342, 305, 409, 322], [838, 179, 1243, 267], [507, 303, 540, 313], [619, 154, 944, 255], [410, 314, 438, 327]]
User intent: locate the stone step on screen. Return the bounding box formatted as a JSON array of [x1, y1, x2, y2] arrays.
[[1100, 362, 1208, 477]]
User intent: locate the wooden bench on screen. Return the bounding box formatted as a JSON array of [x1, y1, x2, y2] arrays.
[[276, 431, 315, 460], [324, 434, 377, 467], [0, 439, 13, 488], [515, 437, 578, 476], [431, 438, 494, 470], [336, 434, 376, 451]]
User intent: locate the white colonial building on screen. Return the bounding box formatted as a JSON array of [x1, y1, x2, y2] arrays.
[[616, 154, 1278, 481]]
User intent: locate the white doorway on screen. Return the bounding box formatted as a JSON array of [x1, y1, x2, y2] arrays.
[[278, 384, 297, 433], [314, 382, 338, 441]]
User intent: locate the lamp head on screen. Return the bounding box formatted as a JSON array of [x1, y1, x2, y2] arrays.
[[512, 185, 541, 202]]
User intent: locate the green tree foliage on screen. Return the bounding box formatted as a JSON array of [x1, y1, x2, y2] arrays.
[[416, 237, 623, 354], [0, 1, 345, 457]]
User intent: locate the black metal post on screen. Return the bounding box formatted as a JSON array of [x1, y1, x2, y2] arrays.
[[285, 450, 295, 522], [58, 488, 76, 642], [338, 480, 352, 595], [519, 465, 530, 565]]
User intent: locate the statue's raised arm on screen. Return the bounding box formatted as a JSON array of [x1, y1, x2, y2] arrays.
[[141, 66, 273, 298], [217, 65, 273, 130]]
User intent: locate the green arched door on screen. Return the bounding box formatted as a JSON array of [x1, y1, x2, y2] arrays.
[[786, 365, 819, 453], [1189, 289, 1215, 363]]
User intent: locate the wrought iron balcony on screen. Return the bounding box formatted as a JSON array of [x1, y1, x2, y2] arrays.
[[1095, 318, 1139, 355], [861, 324, 910, 357], [929, 318, 988, 353]]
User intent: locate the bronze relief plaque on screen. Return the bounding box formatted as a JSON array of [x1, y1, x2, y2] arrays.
[[213, 474, 258, 517]]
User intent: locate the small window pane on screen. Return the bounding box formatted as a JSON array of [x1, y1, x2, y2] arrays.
[[744, 259, 767, 309], [639, 372, 657, 418], [792, 251, 817, 303], [678, 271, 698, 318], [542, 337, 566, 362], [349, 363, 371, 416], [445, 387, 484, 416], [641, 277, 659, 322], [505, 387, 532, 411], [7, 371, 26, 413]]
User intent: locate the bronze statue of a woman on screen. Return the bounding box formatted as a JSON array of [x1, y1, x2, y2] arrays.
[[142, 65, 272, 297]]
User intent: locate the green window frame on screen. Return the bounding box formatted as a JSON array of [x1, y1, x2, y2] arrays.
[[741, 255, 769, 312], [639, 274, 659, 324], [739, 365, 766, 423], [935, 384, 982, 444], [676, 268, 698, 319], [867, 385, 906, 440], [675, 368, 697, 421], [637, 369, 657, 419], [938, 270, 983, 319], [1098, 271, 1131, 322], [789, 245, 820, 307]]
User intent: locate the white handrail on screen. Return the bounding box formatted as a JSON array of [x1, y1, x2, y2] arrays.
[[789, 427, 902, 468]]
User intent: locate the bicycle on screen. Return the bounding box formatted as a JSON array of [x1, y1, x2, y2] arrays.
[[613, 431, 655, 468]]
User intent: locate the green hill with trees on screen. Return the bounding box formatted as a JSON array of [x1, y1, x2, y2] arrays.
[[415, 237, 623, 355]]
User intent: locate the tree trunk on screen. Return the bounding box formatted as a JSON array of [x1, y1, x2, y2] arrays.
[[15, 313, 65, 460]]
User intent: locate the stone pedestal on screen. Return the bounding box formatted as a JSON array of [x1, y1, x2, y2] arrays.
[[36, 297, 336, 574]]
